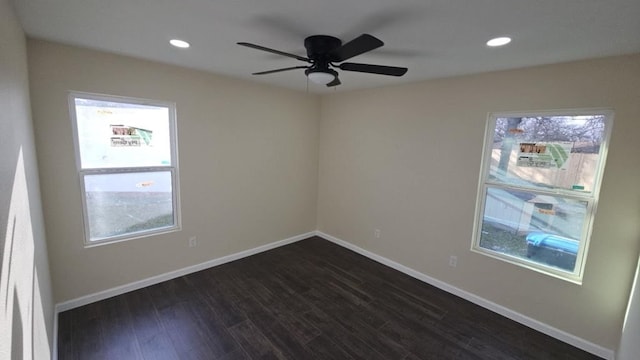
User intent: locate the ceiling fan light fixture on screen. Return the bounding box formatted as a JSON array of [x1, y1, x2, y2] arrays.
[[306, 70, 337, 85]]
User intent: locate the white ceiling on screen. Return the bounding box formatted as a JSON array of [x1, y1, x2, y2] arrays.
[[12, 0, 640, 93]]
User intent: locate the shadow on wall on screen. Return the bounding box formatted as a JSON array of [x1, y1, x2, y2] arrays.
[[0, 148, 52, 359], [12, 291, 23, 359]]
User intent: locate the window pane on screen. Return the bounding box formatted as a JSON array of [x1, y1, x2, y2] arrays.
[[84, 171, 174, 241], [74, 98, 172, 169], [489, 115, 606, 193], [479, 187, 588, 272]]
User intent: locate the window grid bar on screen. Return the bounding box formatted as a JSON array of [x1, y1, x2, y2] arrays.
[[483, 180, 596, 201], [80, 166, 175, 176]]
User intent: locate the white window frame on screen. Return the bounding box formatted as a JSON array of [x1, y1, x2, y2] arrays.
[[69, 92, 181, 246], [471, 109, 613, 284]]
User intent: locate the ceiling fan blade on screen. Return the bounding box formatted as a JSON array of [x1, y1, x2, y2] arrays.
[[338, 62, 407, 76], [326, 77, 341, 87], [238, 42, 310, 62], [329, 34, 384, 62], [252, 66, 309, 75]]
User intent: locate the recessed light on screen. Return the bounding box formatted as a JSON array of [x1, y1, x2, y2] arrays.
[[486, 37, 512, 47], [169, 39, 190, 49]]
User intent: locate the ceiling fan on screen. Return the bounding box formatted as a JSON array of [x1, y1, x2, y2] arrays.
[[238, 34, 408, 87]]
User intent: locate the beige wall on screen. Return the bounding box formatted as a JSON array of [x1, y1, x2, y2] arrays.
[[317, 54, 640, 349], [23, 35, 640, 352], [27, 39, 320, 303], [0, 0, 55, 358]]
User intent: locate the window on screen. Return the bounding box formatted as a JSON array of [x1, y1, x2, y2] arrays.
[[70, 92, 180, 245], [472, 110, 612, 283]]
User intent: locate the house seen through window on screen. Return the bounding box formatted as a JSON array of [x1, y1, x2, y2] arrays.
[[70, 93, 180, 245], [472, 110, 612, 283]]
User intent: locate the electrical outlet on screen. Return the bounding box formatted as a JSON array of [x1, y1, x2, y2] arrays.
[[188, 236, 197, 248], [449, 255, 457, 267], [374, 229, 381, 238]]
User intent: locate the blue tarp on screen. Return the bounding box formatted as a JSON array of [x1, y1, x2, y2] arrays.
[[526, 232, 579, 255]]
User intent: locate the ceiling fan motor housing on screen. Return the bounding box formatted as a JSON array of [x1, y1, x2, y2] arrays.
[[304, 35, 342, 63]]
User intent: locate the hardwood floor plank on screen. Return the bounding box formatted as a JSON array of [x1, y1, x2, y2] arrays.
[[300, 285, 387, 330], [333, 311, 409, 359], [246, 280, 322, 345], [235, 296, 319, 359], [302, 307, 390, 360], [186, 271, 248, 328], [71, 302, 105, 360], [56, 311, 75, 360], [375, 296, 479, 356], [216, 348, 251, 360], [322, 261, 366, 286], [184, 294, 242, 358], [97, 296, 143, 360], [152, 301, 218, 359], [379, 316, 475, 359], [228, 319, 287, 360], [124, 288, 180, 360], [360, 281, 448, 323], [305, 334, 356, 360], [145, 276, 197, 310], [465, 337, 528, 360], [58, 237, 603, 360], [254, 278, 313, 315]]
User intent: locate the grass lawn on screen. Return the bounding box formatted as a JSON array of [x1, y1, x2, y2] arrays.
[[86, 192, 174, 240]]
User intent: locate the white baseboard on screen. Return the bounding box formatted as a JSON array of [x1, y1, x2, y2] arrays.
[[52, 305, 59, 360], [54, 231, 314, 313], [52, 231, 315, 359], [51, 230, 614, 360], [315, 231, 615, 360]]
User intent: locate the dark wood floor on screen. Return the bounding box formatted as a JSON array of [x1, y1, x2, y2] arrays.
[[58, 237, 601, 359]]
